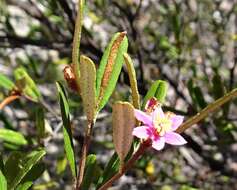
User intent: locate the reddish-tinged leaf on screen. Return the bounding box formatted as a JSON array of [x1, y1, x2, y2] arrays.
[[112, 102, 135, 168]]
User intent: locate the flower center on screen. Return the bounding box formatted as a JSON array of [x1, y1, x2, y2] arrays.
[[153, 117, 172, 136]]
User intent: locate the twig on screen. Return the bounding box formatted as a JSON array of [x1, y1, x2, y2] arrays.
[[0, 35, 71, 52], [98, 141, 149, 190], [0, 35, 102, 59], [58, 0, 75, 31], [0, 95, 20, 110], [39, 99, 61, 119], [72, 0, 83, 91], [229, 13, 237, 90], [75, 121, 94, 189], [112, 0, 145, 84], [176, 88, 237, 133]]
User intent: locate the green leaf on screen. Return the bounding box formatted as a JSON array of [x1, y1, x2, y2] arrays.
[[0, 73, 14, 90], [56, 156, 67, 175], [4, 152, 23, 184], [14, 67, 41, 102], [0, 112, 14, 130], [187, 79, 197, 107], [154, 80, 168, 103], [0, 170, 7, 190], [142, 80, 168, 109], [0, 154, 4, 172], [9, 150, 46, 190], [96, 139, 135, 190], [123, 53, 140, 109], [16, 182, 33, 190], [81, 154, 97, 190], [159, 36, 171, 50], [21, 163, 45, 183], [212, 74, 225, 99], [96, 153, 120, 189], [187, 79, 207, 110], [142, 81, 159, 109], [96, 33, 120, 96], [212, 74, 229, 114], [56, 82, 76, 177], [193, 86, 207, 109], [35, 107, 45, 139], [96, 32, 128, 111], [0, 129, 27, 146], [80, 55, 97, 122], [3, 142, 21, 150]]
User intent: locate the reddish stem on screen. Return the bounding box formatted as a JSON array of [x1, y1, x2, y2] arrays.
[[98, 141, 149, 190], [0, 95, 20, 110], [75, 121, 94, 190]]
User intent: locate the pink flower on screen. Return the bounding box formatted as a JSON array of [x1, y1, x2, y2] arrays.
[[132, 101, 187, 151]]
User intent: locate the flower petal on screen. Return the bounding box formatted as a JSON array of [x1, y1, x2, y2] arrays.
[[132, 126, 152, 139], [152, 106, 165, 122], [171, 115, 184, 131], [152, 137, 165, 151], [134, 109, 153, 127], [164, 132, 187, 145]]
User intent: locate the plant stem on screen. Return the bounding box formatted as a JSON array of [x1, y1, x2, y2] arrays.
[[72, 0, 84, 92], [0, 95, 20, 110], [176, 88, 237, 133], [75, 121, 94, 189], [98, 142, 149, 190]]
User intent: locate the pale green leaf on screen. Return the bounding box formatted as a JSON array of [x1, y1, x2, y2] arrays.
[[80, 55, 97, 122], [14, 67, 41, 102], [0, 170, 7, 190], [0, 129, 27, 146], [123, 53, 140, 109], [16, 181, 33, 190], [0, 73, 14, 90]]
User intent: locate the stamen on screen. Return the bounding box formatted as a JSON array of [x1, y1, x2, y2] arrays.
[[154, 117, 172, 136]]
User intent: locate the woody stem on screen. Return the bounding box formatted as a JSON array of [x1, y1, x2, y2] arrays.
[[97, 142, 149, 190]]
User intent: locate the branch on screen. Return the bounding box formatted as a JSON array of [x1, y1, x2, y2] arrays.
[[0, 35, 102, 58], [176, 88, 237, 133], [0, 95, 20, 110], [58, 0, 75, 32], [98, 142, 148, 190], [76, 121, 94, 189]]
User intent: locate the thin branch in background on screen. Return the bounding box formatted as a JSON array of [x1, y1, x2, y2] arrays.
[[0, 35, 71, 52], [112, 0, 145, 84], [58, 0, 75, 33], [229, 13, 237, 90], [0, 34, 103, 59]]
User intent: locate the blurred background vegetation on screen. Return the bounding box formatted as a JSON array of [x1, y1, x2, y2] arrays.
[[0, 0, 237, 189]]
